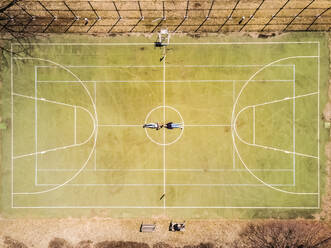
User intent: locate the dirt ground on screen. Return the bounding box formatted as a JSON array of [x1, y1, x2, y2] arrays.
[[0, 218, 243, 247], [321, 33, 331, 222]]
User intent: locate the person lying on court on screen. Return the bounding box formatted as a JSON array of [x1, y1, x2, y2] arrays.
[[165, 122, 183, 129], [143, 122, 163, 130]]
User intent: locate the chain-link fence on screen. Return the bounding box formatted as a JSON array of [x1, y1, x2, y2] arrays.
[[0, 0, 330, 34]]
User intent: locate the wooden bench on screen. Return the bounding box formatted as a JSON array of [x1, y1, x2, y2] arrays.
[[140, 224, 156, 232]]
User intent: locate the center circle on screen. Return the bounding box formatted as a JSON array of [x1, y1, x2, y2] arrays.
[[144, 105, 184, 146]]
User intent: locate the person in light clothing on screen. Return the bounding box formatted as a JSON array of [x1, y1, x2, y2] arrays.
[[143, 122, 163, 130]]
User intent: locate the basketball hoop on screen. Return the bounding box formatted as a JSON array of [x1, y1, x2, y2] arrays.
[[158, 29, 170, 46]]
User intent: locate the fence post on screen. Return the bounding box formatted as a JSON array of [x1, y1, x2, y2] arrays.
[[174, 0, 189, 32], [239, 0, 265, 32], [283, 0, 316, 31], [38, 1, 56, 33], [261, 0, 291, 32], [108, 1, 121, 33], [130, 1, 143, 32], [218, 0, 240, 32], [306, 7, 330, 31], [195, 0, 214, 32], [86, 1, 100, 33]]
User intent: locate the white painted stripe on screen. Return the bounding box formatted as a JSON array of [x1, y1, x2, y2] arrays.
[[37, 79, 294, 83], [235, 92, 319, 159], [35, 66, 38, 185], [168, 64, 294, 68], [12, 93, 96, 160], [235, 106, 319, 160], [232, 55, 320, 196], [233, 80, 236, 169], [293, 65, 296, 186], [12, 56, 98, 196], [10, 43, 14, 208], [98, 124, 142, 127], [253, 106, 255, 145], [233, 145, 236, 170], [317, 42, 320, 208], [74, 106, 77, 145], [37, 168, 294, 172], [66, 65, 163, 68], [13, 92, 77, 108], [169, 42, 320, 45], [13, 43, 155, 46], [99, 124, 230, 128], [253, 92, 318, 108], [11, 43, 321, 208], [37, 64, 294, 68], [94, 82, 97, 171], [13, 41, 319, 46], [35, 183, 295, 187], [11, 206, 320, 209], [183, 124, 231, 127], [163, 46, 166, 209]]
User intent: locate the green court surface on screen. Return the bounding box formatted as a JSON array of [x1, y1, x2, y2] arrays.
[[1, 33, 329, 218]]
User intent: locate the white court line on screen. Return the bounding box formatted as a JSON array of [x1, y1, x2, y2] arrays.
[[36, 183, 294, 187], [11, 206, 320, 209], [12, 93, 96, 160], [74, 106, 77, 145], [94, 82, 97, 171], [12, 93, 95, 121], [183, 124, 231, 127], [318, 42, 320, 208], [293, 65, 296, 186], [234, 95, 319, 160], [35, 66, 38, 185], [167, 64, 294, 68], [13, 92, 77, 108], [38, 80, 163, 83], [98, 124, 142, 127], [14, 143, 91, 160], [163, 46, 166, 209], [13, 41, 319, 46], [10, 44, 14, 208], [253, 106, 255, 145], [14, 43, 155, 46], [253, 92, 318, 108], [232, 55, 319, 196], [37, 64, 294, 68], [37, 79, 294, 83], [233, 145, 236, 170], [11, 56, 98, 196], [65, 65, 163, 68], [37, 168, 294, 172], [12, 44, 320, 209], [99, 124, 231, 127], [170, 42, 320, 45], [233, 80, 236, 169]]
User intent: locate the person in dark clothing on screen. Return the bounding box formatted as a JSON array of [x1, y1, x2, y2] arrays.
[[165, 122, 182, 129]]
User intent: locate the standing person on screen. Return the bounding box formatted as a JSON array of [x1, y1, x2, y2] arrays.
[[165, 122, 183, 129], [238, 16, 245, 24], [143, 122, 163, 130]]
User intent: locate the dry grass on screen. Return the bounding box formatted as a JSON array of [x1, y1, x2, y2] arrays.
[[321, 33, 331, 221], [1, 0, 331, 34], [0, 218, 242, 247]]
